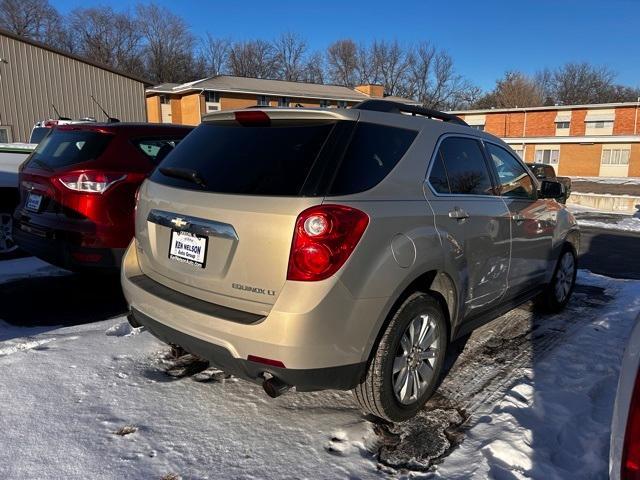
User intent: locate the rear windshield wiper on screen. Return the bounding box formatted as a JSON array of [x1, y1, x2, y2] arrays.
[[159, 167, 207, 188]]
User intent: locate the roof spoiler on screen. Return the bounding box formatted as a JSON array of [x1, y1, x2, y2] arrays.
[[352, 100, 468, 126]]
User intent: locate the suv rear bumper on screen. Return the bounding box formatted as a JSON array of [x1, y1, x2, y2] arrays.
[[121, 242, 386, 391], [13, 222, 124, 271], [129, 307, 365, 391]]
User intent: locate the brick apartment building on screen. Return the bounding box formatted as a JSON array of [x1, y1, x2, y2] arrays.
[[146, 75, 417, 126], [451, 102, 640, 177]]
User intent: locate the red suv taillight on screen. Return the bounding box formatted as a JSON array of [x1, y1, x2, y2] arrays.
[[57, 171, 126, 194], [623, 370, 640, 479], [287, 205, 369, 281]]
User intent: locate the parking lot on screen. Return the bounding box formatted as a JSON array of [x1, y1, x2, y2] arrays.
[[1, 220, 639, 479]]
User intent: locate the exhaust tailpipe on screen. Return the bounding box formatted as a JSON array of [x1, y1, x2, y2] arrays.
[[126, 312, 141, 328], [262, 376, 291, 398]]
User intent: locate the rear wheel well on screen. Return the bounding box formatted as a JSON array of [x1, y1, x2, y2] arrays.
[[366, 270, 457, 365]]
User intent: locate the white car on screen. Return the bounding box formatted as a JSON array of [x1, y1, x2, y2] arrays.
[[610, 314, 640, 479], [0, 143, 36, 257]]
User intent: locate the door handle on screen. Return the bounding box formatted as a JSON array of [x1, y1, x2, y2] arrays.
[[512, 213, 526, 222], [448, 208, 470, 220]]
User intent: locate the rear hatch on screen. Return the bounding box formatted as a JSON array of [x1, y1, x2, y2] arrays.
[[135, 108, 418, 315], [18, 128, 113, 217]]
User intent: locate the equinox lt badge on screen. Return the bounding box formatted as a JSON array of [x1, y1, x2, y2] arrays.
[[232, 283, 276, 296]]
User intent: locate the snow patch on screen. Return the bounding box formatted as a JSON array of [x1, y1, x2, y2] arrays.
[[105, 321, 142, 337]]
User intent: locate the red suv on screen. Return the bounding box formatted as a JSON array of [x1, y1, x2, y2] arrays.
[[13, 123, 193, 271]]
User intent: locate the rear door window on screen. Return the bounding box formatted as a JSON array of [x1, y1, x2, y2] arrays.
[[432, 137, 494, 195], [28, 130, 112, 169]]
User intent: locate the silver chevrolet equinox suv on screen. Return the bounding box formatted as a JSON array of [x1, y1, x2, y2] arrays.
[[122, 100, 579, 422]]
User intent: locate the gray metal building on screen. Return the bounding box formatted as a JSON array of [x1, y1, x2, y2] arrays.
[[0, 29, 149, 143]]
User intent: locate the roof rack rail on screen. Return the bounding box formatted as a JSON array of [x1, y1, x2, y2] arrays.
[[352, 99, 468, 126]]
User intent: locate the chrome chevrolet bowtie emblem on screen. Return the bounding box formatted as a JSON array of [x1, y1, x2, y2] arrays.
[[171, 217, 188, 228]]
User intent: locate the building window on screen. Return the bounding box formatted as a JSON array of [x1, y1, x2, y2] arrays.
[[319, 99, 330, 108], [0, 127, 10, 143], [257, 95, 269, 106], [278, 97, 290, 107], [512, 148, 524, 159], [159, 95, 169, 105], [602, 148, 630, 165], [556, 121, 570, 129], [204, 91, 220, 103], [470, 124, 485, 131], [337, 100, 348, 108], [587, 121, 611, 129], [535, 149, 560, 165]]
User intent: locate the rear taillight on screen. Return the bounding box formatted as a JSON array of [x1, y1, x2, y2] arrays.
[[57, 171, 126, 194], [623, 370, 640, 479], [287, 205, 369, 281]]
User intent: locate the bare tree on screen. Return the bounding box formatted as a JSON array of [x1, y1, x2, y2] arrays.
[[326, 39, 358, 86], [406, 43, 472, 109], [540, 63, 616, 105], [273, 32, 307, 81], [302, 51, 325, 84], [0, 0, 64, 46], [371, 40, 410, 96], [68, 7, 144, 76], [136, 3, 197, 83], [227, 40, 276, 78], [477, 71, 543, 108], [200, 33, 230, 76], [354, 43, 375, 85]]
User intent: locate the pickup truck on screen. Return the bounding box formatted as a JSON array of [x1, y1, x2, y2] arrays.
[[0, 143, 36, 258], [526, 163, 571, 204]]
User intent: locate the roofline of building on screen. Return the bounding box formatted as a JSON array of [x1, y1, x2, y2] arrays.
[[0, 28, 153, 86], [145, 75, 407, 102], [502, 135, 640, 144], [450, 101, 640, 115]]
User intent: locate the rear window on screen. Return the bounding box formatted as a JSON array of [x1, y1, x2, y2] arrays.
[[151, 121, 416, 197], [29, 127, 50, 144], [28, 130, 112, 169]]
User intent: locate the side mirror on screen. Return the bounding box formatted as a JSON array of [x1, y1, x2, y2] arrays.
[[539, 180, 564, 200]]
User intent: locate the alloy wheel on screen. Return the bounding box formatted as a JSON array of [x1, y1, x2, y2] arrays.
[[392, 313, 440, 405], [0, 213, 18, 254], [554, 251, 575, 303]]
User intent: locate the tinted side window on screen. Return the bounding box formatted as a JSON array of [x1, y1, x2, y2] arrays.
[[487, 144, 536, 200], [134, 138, 183, 165], [428, 154, 450, 194], [437, 137, 494, 195], [328, 123, 417, 195]]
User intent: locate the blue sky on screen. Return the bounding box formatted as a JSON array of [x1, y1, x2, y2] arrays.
[[52, 0, 640, 90]]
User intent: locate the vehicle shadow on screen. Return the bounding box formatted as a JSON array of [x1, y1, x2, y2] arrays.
[[0, 272, 128, 328]]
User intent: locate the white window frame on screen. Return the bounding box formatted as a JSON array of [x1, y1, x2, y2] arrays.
[[601, 147, 631, 165], [0, 126, 12, 143], [278, 97, 290, 107], [257, 95, 269, 106], [535, 148, 560, 165], [319, 99, 330, 108]]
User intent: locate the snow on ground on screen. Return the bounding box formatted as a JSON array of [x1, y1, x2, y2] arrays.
[[576, 216, 640, 232], [0, 259, 639, 479], [570, 176, 640, 185], [0, 257, 68, 284]]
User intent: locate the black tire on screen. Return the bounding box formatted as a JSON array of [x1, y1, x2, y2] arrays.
[[0, 206, 22, 261], [534, 244, 577, 313], [353, 292, 448, 422]]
